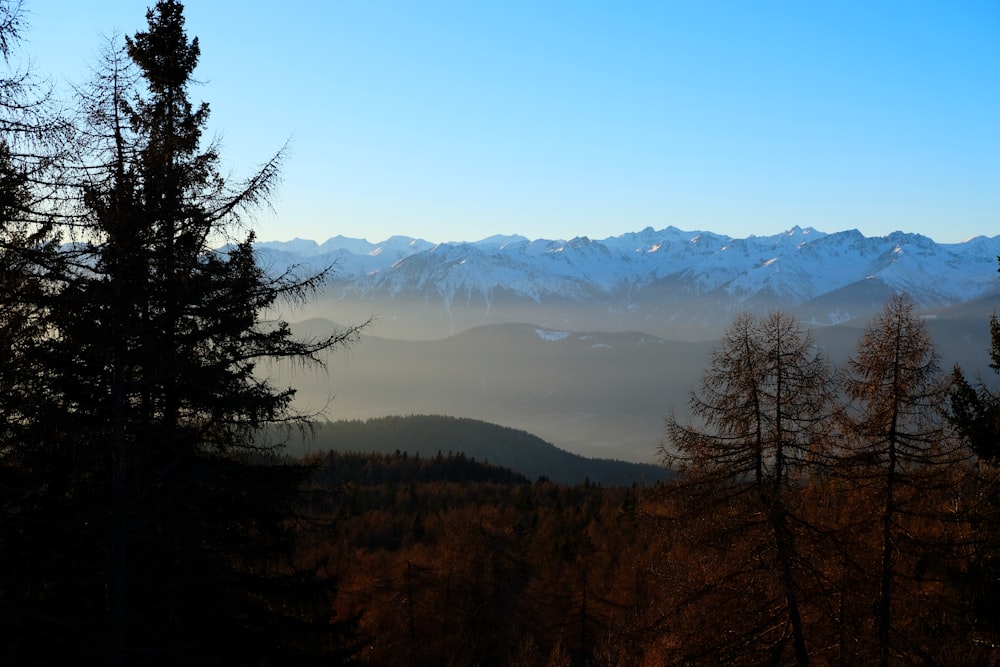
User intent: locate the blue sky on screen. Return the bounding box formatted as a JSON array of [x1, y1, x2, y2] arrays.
[[22, 1, 1000, 244]]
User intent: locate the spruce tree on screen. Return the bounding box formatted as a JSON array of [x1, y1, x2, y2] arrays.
[[949, 311, 1000, 463], [948, 280, 1000, 646], [2, 1, 363, 663]]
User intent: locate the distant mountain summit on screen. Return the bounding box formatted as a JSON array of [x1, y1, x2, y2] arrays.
[[254, 226, 1000, 340]]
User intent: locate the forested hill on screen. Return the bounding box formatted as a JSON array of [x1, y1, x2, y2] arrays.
[[287, 415, 668, 486]]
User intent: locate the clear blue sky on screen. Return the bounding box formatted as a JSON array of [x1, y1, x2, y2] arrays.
[[21, 1, 1000, 244]]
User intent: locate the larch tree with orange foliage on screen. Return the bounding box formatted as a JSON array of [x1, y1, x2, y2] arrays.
[[843, 293, 971, 666], [661, 310, 838, 666]]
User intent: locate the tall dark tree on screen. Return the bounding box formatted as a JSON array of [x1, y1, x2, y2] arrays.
[[0, 0, 67, 444], [661, 311, 837, 666], [2, 1, 363, 664], [0, 2, 83, 661], [842, 293, 967, 666], [950, 310, 1000, 463], [948, 272, 1000, 646]]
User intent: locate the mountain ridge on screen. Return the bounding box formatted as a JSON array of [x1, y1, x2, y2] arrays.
[[254, 226, 1000, 341]]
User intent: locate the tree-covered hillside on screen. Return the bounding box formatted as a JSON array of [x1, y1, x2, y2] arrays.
[[289, 414, 668, 485]]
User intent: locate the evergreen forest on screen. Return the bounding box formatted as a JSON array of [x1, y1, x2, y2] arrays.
[[1, 1, 1000, 665]]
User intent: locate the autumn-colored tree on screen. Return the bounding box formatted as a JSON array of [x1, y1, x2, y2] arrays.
[[300, 446, 984, 665], [661, 311, 838, 665], [842, 293, 969, 665]]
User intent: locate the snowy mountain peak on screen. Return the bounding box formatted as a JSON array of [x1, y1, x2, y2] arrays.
[[475, 233, 531, 248], [253, 226, 1000, 339]]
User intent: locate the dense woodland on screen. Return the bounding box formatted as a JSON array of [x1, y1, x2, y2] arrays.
[[297, 438, 991, 666], [2, 1, 1000, 665]]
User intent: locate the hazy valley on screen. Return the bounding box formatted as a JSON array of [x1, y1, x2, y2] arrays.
[[264, 226, 1000, 465]]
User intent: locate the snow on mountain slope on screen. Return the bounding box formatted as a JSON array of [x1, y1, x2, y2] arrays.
[[254, 226, 1000, 338]]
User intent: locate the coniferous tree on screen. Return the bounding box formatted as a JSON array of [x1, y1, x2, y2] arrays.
[[949, 310, 1000, 463], [2, 1, 364, 664], [0, 0, 67, 444], [661, 311, 837, 666], [842, 293, 968, 666], [0, 2, 81, 660], [948, 285, 1000, 647]]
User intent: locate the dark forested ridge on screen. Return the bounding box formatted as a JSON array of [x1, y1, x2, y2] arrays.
[[313, 448, 531, 487], [286, 414, 669, 485]]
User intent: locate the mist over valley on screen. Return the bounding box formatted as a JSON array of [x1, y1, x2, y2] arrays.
[[264, 226, 1000, 464]]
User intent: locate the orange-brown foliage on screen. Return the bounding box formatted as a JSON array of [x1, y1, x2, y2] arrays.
[[294, 451, 995, 666]]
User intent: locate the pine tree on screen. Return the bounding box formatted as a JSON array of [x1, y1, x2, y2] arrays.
[[0, 0, 67, 444], [949, 311, 1000, 463]]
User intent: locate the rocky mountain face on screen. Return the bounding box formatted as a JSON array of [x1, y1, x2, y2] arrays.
[[254, 226, 1000, 341]]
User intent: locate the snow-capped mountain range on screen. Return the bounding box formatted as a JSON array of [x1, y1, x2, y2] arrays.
[[254, 226, 1000, 340]]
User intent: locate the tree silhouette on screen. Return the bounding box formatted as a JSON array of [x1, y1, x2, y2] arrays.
[[0, 0, 67, 449], [949, 309, 1000, 463], [1, 1, 364, 664], [948, 287, 1000, 646], [661, 310, 837, 666], [842, 293, 967, 666], [0, 1, 84, 660]]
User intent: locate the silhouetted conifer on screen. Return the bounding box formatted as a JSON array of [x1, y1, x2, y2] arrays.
[[661, 311, 838, 666], [948, 289, 1000, 649], [842, 294, 968, 666], [0, 1, 364, 664]]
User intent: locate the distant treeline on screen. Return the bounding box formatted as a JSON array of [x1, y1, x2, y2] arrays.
[[287, 414, 668, 486], [313, 448, 530, 488]]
